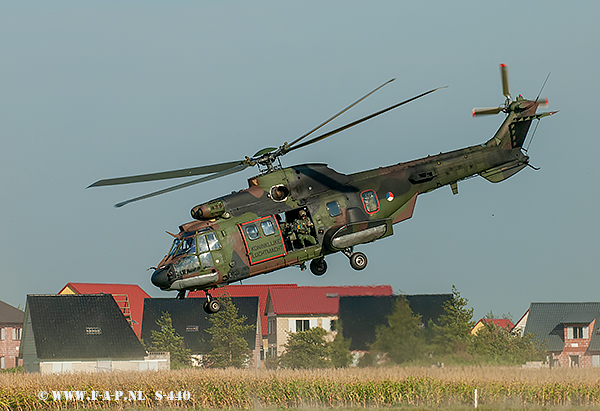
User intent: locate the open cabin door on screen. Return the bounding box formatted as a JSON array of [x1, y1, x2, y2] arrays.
[[239, 215, 287, 265]]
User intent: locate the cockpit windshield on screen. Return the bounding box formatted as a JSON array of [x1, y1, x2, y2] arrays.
[[168, 232, 196, 257], [167, 231, 221, 264]]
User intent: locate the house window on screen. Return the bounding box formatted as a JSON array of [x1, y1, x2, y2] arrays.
[[0, 357, 4, 369], [296, 319, 310, 332], [268, 319, 276, 335], [567, 325, 589, 339], [361, 190, 380, 214], [0, 328, 3, 341], [12, 328, 21, 341]]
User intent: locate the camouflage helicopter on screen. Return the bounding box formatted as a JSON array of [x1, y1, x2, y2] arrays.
[[89, 64, 556, 313]]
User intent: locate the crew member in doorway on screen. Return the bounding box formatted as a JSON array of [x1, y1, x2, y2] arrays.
[[293, 210, 317, 248]]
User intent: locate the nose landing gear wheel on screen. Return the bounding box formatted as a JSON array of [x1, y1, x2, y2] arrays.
[[310, 258, 327, 276], [349, 251, 368, 271]]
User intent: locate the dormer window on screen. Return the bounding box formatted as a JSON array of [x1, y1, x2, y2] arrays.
[[567, 325, 589, 339]]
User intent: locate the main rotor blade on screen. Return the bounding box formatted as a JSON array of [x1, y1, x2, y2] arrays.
[[500, 63, 510, 100], [286, 87, 446, 153], [88, 160, 245, 188], [472, 107, 504, 117], [283, 78, 395, 152], [114, 164, 249, 207]]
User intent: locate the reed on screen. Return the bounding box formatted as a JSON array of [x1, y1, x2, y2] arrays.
[[2, 366, 600, 410]]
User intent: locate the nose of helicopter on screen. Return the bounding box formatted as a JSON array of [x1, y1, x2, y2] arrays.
[[151, 266, 171, 290]]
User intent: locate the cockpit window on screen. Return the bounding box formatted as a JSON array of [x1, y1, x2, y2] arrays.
[[175, 236, 196, 256], [197, 235, 209, 253], [206, 232, 221, 250], [168, 238, 181, 257]]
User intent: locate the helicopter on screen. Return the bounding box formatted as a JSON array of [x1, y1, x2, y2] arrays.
[[89, 64, 556, 314]]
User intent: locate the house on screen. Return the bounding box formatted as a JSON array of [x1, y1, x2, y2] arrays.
[[523, 302, 600, 368], [512, 309, 529, 336], [338, 294, 453, 351], [0, 300, 24, 369], [265, 285, 393, 358], [141, 296, 261, 367], [58, 283, 151, 338], [470, 318, 515, 335], [21, 294, 166, 373], [188, 284, 298, 358]]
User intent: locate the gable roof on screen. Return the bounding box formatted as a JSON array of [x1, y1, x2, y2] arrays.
[[24, 294, 146, 360], [471, 318, 514, 334], [0, 300, 24, 326], [141, 296, 259, 353], [58, 283, 151, 338], [524, 302, 600, 351], [267, 285, 394, 316], [188, 284, 298, 337], [338, 294, 452, 350]]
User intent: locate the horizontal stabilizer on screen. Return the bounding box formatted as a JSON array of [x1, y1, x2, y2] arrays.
[[480, 160, 527, 183]]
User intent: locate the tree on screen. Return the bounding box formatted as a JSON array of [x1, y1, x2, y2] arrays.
[[470, 321, 546, 364], [371, 296, 425, 364], [150, 312, 191, 368], [204, 295, 254, 368], [329, 331, 353, 368], [430, 285, 475, 355], [279, 327, 330, 369]]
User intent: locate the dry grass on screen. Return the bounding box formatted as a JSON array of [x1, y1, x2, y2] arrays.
[[2, 366, 600, 409]]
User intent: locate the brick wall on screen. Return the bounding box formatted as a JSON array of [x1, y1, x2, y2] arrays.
[[555, 319, 599, 368], [0, 327, 22, 369]]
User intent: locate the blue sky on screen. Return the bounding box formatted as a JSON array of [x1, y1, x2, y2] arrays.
[[1, 2, 599, 321]]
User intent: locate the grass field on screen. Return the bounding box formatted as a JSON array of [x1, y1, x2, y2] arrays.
[[2, 366, 600, 410]]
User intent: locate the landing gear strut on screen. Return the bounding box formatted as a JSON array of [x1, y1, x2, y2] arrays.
[[203, 290, 221, 314], [343, 247, 368, 271], [310, 257, 327, 276], [176, 290, 187, 300]]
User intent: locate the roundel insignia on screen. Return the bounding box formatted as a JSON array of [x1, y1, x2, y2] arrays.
[[386, 192, 394, 201]]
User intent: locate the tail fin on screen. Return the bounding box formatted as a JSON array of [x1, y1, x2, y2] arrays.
[[485, 98, 541, 150]]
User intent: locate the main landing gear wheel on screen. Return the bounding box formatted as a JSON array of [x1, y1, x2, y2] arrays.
[[310, 258, 327, 276], [203, 291, 221, 314], [349, 251, 368, 271], [203, 300, 221, 314]]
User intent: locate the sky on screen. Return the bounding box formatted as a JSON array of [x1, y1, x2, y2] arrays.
[[1, 2, 599, 322]]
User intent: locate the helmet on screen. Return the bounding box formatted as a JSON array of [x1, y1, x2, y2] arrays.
[[299, 210, 307, 217]]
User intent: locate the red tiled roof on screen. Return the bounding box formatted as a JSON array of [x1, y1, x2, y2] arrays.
[[268, 285, 394, 316], [58, 283, 151, 338], [188, 284, 298, 337], [474, 318, 515, 330]]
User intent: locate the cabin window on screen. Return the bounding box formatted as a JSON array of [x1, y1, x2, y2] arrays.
[[327, 201, 341, 217], [361, 190, 380, 214], [261, 220, 276, 236], [245, 224, 261, 240]]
